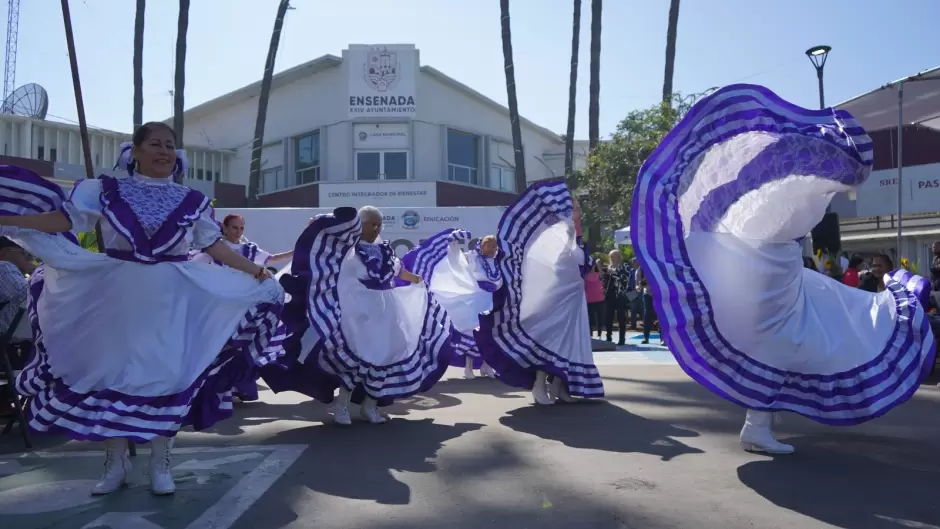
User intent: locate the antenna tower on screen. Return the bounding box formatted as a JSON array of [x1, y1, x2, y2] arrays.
[[3, 0, 20, 113]]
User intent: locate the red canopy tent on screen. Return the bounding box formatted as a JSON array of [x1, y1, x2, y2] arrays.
[[835, 67, 940, 252]]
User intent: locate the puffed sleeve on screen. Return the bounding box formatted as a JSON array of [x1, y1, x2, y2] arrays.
[[192, 205, 223, 251], [252, 246, 273, 266], [60, 179, 103, 233]]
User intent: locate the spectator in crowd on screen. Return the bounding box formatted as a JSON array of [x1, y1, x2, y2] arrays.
[[602, 250, 630, 345], [634, 265, 665, 346], [869, 253, 895, 293], [0, 237, 33, 417], [842, 254, 864, 288], [625, 257, 640, 330], [931, 241, 940, 291], [584, 261, 606, 336]]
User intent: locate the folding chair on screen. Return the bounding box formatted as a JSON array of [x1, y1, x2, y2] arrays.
[[0, 303, 32, 448]]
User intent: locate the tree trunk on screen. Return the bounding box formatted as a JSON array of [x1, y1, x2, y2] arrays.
[[172, 0, 189, 183], [662, 0, 680, 103], [564, 0, 581, 178], [587, 0, 602, 150], [248, 0, 291, 206], [133, 0, 145, 130], [499, 0, 527, 192]]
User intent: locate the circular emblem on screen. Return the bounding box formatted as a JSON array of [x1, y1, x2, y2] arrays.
[[401, 210, 420, 230], [358, 131, 368, 141]]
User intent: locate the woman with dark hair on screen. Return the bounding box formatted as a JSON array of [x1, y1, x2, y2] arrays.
[[192, 212, 293, 402], [0, 122, 285, 497], [842, 254, 864, 287]]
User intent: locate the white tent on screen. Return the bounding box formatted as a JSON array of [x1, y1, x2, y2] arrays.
[[835, 66, 940, 252], [614, 226, 631, 246]]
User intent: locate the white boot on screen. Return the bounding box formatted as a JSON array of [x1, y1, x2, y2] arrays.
[[463, 357, 476, 379], [532, 371, 554, 405], [90, 438, 131, 495], [332, 387, 352, 426], [740, 410, 794, 454], [360, 397, 387, 424], [149, 436, 176, 495], [549, 376, 577, 403], [480, 362, 495, 378]]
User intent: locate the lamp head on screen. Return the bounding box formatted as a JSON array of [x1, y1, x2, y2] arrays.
[[805, 45, 831, 70]]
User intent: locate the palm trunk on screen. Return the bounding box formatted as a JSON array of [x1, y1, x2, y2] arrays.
[[248, 0, 292, 206], [564, 0, 582, 178], [133, 0, 145, 130], [587, 0, 602, 150], [499, 0, 527, 192], [172, 0, 189, 183], [59, 0, 104, 252], [662, 0, 680, 103]]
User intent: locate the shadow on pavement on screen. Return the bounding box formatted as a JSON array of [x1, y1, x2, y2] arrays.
[[738, 433, 940, 529], [263, 418, 483, 509], [432, 376, 527, 400], [498, 401, 703, 461]]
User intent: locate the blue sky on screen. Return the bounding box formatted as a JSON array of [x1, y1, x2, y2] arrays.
[[9, 0, 939, 140]]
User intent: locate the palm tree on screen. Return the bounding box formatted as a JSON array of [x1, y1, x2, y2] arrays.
[[172, 0, 190, 183], [587, 0, 602, 150], [662, 0, 680, 103], [248, 0, 292, 206], [563, 0, 582, 178], [133, 0, 145, 130], [499, 0, 527, 192]]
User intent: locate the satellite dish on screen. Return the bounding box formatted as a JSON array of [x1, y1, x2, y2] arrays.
[[2, 83, 49, 119]]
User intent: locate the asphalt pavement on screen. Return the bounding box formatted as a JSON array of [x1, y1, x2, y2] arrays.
[[2, 360, 940, 529]]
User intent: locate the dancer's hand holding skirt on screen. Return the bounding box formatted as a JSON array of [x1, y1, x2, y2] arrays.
[[261, 207, 456, 407], [631, 84, 936, 426]]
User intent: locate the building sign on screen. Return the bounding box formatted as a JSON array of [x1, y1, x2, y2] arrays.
[[347, 44, 417, 118], [319, 181, 436, 208], [353, 123, 409, 150], [854, 163, 940, 217]]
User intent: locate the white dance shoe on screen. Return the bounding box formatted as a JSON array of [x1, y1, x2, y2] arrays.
[[740, 410, 794, 454], [532, 371, 554, 405], [360, 398, 387, 424], [332, 387, 353, 425], [91, 438, 131, 495], [149, 436, 176, 495], [463, 358, 476, 379], [549, 376, 578, 403], [480, 363, 496, 378]]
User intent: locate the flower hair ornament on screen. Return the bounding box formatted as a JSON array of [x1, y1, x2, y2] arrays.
[[114, 141, 190, 179]]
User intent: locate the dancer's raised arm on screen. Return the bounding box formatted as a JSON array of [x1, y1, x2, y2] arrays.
[[0, 210, 72, 233]]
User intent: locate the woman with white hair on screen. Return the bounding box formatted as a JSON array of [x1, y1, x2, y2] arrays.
[[396, 230, 501, 379], [262, 205, 455, 424], [476, 181, 603, 405]]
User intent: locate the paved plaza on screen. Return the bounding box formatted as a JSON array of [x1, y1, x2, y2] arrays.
[[2, 357, 940, 529]]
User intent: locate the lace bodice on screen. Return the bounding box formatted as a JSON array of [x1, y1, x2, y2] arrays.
[[352, 239, 401, 290], [62, 173, 221, 263]]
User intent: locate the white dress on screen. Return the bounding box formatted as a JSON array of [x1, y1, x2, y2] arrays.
[[396, 229, 502, 368], [260, 207, 454, 406], [0, 166, 285, 441], [631, 84, 935, 425], [475, 181, 603, 398]]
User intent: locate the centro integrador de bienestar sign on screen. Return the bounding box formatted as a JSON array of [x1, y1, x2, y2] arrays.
[[347, 44, 417, 118]]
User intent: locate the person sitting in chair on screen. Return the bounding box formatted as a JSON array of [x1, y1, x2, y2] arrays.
[[0, 237, 33, 416]]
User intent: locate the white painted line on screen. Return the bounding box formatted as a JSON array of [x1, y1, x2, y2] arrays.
[[174, 452, 264, 471], [185, 445, 307, 529], [82, 511, 164, 529]]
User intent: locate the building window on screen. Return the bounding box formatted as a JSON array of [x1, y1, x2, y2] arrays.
[[447, 129, 479, 185], [37, 145, 44, 160], [295, 131, 321, 185], [261, 166, 288, 193], [489, 165, 515, 193], [49, 148, 57, 162]]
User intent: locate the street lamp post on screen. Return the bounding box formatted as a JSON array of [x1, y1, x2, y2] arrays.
[[805, 45, 831, 110]]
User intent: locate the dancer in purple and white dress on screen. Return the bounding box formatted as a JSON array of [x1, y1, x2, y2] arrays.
[[398, 231, 501, 379], [0, 122, 285, 496], [631, 84, 935, 455], [191, 212, 293, 402], [262, 206, 455, 425], [476, 181, 603, 405]]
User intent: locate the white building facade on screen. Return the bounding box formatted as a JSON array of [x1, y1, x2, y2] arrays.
[[178, 44, 571, 208]]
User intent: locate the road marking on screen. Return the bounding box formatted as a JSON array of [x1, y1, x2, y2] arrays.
[[0, 480, 102, 514], [0, 444, 308, 529], [82, 512, 164, 529], [174, 452, 264, 471]]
